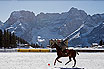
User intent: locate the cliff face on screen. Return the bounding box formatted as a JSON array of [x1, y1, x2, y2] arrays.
[[1, 7, 104, 47]]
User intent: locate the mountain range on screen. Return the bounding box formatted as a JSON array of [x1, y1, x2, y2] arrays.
[[0, 7, 104, 47]]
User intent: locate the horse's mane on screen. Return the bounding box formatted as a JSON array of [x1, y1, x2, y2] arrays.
[[54, 43, 62, 50]]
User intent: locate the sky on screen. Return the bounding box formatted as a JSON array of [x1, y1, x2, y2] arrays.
[[0, 1, 104, 22]]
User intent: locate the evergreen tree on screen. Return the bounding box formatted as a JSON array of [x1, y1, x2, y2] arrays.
[[99, 39, 103, 46], [6, 30, 10, 48], [3, 30, 7, 48], [0, 29, 29, 48], [0, 29, 3, 48], [9, 32, 12, 47], [11, 33, 17, 48]]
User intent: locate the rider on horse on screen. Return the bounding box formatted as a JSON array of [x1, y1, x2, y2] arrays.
[[59, 39, 68, 55], [53, 38, 69, 55]]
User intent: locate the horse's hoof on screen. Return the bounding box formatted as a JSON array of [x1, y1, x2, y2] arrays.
[[59, 61, 62, 63], [54, 63, 56, 66], [65, 63, 67, 65], [72, 66, 75, 68], [60, 61, 62, 63]]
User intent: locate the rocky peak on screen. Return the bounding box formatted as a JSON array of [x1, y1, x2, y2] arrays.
[[5, 10, 36, 25], [11, 10, 35, 18], [68, 7, 78, 13], [0, 21, 3, 27], [69, 7, 87, 15], [36, 12, 61, 20], [67, 7, 87, 21], [100, 13, 104, 20], [92, 14, 102, 24], [2, 10, 37, 39], [0, 20, 3, 23]]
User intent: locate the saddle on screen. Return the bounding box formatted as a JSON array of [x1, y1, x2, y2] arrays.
[[62, 49, 73, 55], [62, 49, 68, 55]]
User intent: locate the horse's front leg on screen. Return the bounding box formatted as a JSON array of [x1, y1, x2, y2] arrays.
[[57, 57, 62, 63], [54, 57, 62, 65], [54, 58, 57, 65]]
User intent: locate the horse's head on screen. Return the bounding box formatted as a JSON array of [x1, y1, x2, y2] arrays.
[[50, 42, 58, 48], [50, 42, 62, 51]]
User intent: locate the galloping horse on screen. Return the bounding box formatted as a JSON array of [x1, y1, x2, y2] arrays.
[[51, 42, 79, 67]]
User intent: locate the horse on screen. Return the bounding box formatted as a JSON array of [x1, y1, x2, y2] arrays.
[[51, 42, 79, 67]]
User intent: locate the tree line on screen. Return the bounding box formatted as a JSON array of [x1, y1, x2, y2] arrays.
[[99, 39, 104, 46], [0, 29, 29, 49]]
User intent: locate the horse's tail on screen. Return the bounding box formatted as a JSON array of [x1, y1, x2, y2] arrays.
[[76, 50, 79, 55]]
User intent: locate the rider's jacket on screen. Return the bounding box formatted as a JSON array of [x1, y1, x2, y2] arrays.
[[59, 41, 67, 51]]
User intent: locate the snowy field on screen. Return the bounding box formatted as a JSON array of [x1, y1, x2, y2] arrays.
[[0, 52, 104, 69]]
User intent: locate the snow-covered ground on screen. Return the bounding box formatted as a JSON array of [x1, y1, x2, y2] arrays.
[[0, 52, 104, 69]]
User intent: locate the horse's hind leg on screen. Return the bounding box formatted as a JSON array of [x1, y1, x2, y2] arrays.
[[65, 57, 72, 65], [72, 57, 76, 68]]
